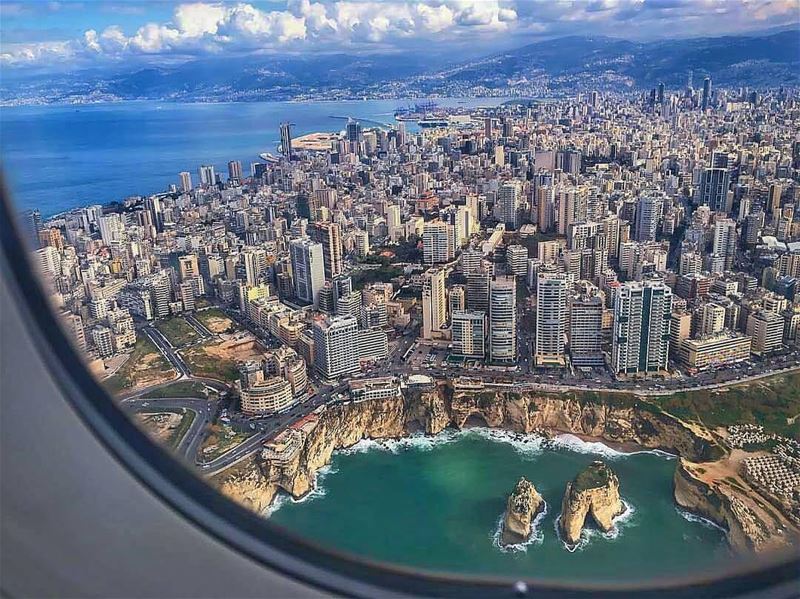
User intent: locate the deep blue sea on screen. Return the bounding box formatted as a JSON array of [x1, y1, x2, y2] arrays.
[[0, 98, 505, 217]]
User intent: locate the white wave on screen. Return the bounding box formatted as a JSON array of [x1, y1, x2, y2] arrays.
[[555, 498, 636, 552], [676, 507, 727, 532], [264, 464, 338, 517], [339, 429, 462, 455], [463, 427, 547, 459], [492, 501, 549, 553], [552, 434, 676, 460]]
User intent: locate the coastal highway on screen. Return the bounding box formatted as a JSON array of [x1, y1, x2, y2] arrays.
[[199, 382, 349, 475], [121, 396, 215, 461]]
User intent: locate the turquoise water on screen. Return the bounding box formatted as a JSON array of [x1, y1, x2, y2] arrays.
[[0, 97, 506, 216], [269, 429, 729, 583]]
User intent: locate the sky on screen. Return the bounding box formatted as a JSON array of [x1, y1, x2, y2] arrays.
[[1, 0, 799, 69]]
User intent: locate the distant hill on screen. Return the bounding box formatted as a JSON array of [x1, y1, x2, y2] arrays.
[[2, 29, 798, 105], [412, 30, 800, 93]]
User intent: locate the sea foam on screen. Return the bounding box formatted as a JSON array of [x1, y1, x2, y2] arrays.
[[491, 501, 549, 553], [554, 498, 637, 552], [676, 507, 727, 532], [552, 433, 676, 460]]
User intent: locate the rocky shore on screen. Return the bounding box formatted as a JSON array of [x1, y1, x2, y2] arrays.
[[500, 477, 544, 546], [559, 461, 625, 546], [211, 383, 797, 553]]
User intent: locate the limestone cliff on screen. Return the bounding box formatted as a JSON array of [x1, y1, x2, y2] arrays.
[[559, 461, 625, 546], [448, 390, 722, 462], [674, 459, 800, 554], [211, 384, 741, 544], [501, 477, 544, 545]]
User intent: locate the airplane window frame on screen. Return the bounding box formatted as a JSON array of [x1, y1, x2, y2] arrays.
[[0, 175, 798, 599]]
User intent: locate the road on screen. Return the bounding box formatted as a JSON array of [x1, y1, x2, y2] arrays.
[[121, 396, 215, 461], [184, 313, 214, 338], [141, 325, 191, 377]]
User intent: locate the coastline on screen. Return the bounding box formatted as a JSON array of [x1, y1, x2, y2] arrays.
[[213, 385, 799, 555]]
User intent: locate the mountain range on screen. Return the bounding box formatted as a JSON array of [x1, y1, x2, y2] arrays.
[[2, 29, 798, 105]]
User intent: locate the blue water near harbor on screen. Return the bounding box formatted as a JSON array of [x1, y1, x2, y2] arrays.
[[0, 97, 504, 217]]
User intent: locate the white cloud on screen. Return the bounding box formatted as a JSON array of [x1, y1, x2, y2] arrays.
[[1, 0, 797, 67]]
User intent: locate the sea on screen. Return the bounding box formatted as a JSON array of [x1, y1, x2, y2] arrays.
[[0, 97, 505, 218], [269, 429, 729, 583]]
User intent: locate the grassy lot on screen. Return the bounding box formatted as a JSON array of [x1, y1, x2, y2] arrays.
[[156, 317, 199, 347], [135, 408, 195, 451], [141, 380, 209, 399], [199, 423, 254, 462], [195, 308, 240, 333], [165, 409, 196, 450], [104, 336, 175, 395], [182, 343, 240, 383], [652, 372, 800, 439]]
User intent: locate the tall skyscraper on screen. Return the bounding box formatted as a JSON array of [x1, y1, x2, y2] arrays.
[[451, 310, 486, 358], [488, 275, 516, 363], [198, 165, 216, 187], [422, 268, 447, 340], [280, 122, 293, 159], [178, 171, 192, 193], [699, 167, 731, 213], [290, 238, 325, 307], [227, 160, 243, 183], [467, 269, 491, 313], [701, 76, 712, 111], [612, 281, 673, 375], [535, 272, 568, 367], [314, 222, 343, 279], [313, 315, 360, 379], [712, 219, 737, 270], [497, 180, 523, 230], [423, 221, 453, 264], [635, 193, 664, 242], [568, 291, 604, 366]]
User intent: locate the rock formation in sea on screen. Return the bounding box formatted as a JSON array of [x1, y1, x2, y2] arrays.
[[210, 383, 799, 553], [501, 477, 544, 546], [559, 461, 625, 546]]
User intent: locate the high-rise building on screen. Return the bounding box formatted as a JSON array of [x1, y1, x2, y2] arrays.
[[612, 281, 673, 374], [635, 193, 664, 242], [313, 315, 360, 379], [448, 285, 465, 314], [699, 168, 731, 213], [488, 276, 516, 363], [701, 76, 712, 110], [451, 310, 486, 358], [290, 238, 325, 307], [506, 244, 528, 276], [280, 122, 293, 158], [314, 222, 343, 279], [497, 181, 522, 230], [467, 269, 491, 313], [746, 310, 784, 355], [568, 292, 604, 366], [423, 221, 453, 264], [178, 171, 192, 192], [198, 165, 216, 187], [422, 268, 447, 340], [227, 160, 243, 183], [535, 272, 568, 367], [712, 219, 737, 270]]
